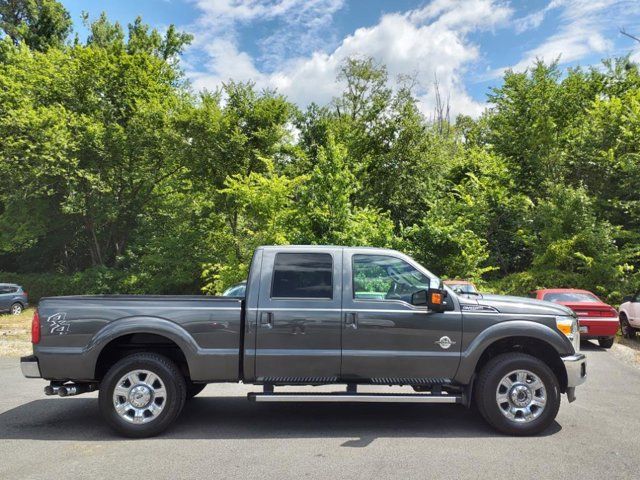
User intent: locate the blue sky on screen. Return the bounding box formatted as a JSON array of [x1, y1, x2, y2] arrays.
[[62, 0, 640, 117]]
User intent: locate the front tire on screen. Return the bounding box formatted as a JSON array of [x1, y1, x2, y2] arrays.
[[99, 352, 186, 438], [10, 303, 23, 315], [598, 337, 614, 349], [475, 352, 560, 436]]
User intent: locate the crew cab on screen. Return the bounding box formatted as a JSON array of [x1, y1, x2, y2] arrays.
[[531, 289, 618, 348], [21, 246, 586, 437], [619, 292, 640, 339]]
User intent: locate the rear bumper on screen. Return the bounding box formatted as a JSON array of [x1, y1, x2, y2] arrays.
[[20, 355, 41, 378], [578, 317, 619, 337], [563, 353, 587, 388]]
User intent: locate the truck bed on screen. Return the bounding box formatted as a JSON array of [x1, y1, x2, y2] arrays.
[[35, 295, 244, 382]]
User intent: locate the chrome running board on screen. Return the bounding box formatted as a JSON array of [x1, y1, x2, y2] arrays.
[[248, 392, 462, 404]]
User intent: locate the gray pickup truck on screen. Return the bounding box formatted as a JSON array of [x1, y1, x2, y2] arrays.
[[21, 245, 586, 437]]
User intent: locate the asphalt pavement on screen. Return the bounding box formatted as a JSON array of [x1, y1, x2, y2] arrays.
[[1, 342, 639, 480]]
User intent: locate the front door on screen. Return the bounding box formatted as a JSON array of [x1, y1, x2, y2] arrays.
[[341, 250, 462, 382], [0, 286, 10, 311], [254, 248, 343, 383]]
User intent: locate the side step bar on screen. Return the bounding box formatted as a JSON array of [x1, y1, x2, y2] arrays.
[[248, 392, 462, 404]]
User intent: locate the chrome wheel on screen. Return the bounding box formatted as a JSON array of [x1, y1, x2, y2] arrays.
[[112, 370, 167, 424], [11, 303, 22, 315], [496, 369, 547, 423]]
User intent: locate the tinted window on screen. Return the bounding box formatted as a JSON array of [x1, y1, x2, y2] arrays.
[[543, 292, 599, 303], [353, 254, 429, 303], [272, 253, 333, 299]]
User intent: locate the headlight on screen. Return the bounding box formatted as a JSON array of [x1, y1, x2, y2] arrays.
[[556, 316, 580, 352]]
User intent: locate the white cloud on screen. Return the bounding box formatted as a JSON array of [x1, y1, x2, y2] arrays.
[[185, 0, 513, 118], [513, 0, 565, 34], [492, 0, 640, 78]]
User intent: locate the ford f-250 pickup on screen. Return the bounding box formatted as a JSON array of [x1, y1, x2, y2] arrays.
[[21, 245, 587, 437]]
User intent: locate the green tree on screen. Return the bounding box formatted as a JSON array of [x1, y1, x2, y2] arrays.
[[0, 0, 71, 51]]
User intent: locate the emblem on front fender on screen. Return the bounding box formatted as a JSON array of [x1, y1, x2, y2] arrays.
[[435, 336, 456, 349]]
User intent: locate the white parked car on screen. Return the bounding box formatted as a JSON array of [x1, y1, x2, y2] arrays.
[[619, 292, 640, 338]]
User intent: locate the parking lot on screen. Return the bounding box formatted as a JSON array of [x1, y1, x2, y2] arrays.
[[1, 343, 639, 480]]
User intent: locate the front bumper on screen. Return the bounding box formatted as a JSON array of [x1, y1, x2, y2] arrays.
[[562, 353, 586, 402], [20, 355, 41, 378]]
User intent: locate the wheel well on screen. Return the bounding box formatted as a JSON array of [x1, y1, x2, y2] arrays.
[[474, 336, 568, 392], [94, 333, 191, 381]]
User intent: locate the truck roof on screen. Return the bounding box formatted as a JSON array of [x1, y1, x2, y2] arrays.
[[258, 245, 398, 253]]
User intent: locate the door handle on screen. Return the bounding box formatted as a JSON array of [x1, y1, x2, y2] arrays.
[[260, 312, 274, 328], [344, 312, 357, 329]]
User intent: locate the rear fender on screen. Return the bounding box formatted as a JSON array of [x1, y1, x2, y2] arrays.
[[87, 316, 200, 378]]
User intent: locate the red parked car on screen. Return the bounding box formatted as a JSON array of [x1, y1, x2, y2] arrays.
[[531, 289, 618, 349]]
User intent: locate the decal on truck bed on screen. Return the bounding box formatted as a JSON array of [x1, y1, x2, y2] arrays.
[[47, 312, 70, 335]]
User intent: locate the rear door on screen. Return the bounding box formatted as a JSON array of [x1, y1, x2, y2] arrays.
[[340, 250, 462, 382], [254, 248, 343, 382]]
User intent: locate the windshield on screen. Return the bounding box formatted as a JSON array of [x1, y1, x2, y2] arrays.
[[543, 292, 599, 303]]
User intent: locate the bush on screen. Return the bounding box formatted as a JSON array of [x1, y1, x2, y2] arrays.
[[0, 267, 201, 304]]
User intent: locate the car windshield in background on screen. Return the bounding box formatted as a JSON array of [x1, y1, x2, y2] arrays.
[[222, 283, 246, 297], [544, 292, 599, 303], [448, 283, 477, 294]]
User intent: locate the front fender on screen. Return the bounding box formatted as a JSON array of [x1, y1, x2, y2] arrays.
[[454, 320, 573, 384]]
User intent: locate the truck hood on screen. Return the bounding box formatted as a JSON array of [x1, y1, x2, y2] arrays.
[[458, 293, 575, 317]]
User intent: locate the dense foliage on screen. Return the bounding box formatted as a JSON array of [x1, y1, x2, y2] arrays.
[[1, 3, 639, 302]]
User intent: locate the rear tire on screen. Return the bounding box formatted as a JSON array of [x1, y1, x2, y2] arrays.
[[10, 303, 22, 315], [598, 337, 614, 349], [99, 352, 186, 438], [475, 352, 560, 436], [620, 314, 636, 339]]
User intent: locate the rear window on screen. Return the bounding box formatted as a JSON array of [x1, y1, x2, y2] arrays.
[[543, 292, 599, 303], [271, 253, 333, 299]]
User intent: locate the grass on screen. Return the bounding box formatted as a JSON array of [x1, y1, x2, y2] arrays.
[[0, 307, 33, 357]]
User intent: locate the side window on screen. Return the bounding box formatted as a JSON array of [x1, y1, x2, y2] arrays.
[[353, 254, 430, 303], [634, 293, 640, 303], [272, 253, 333, 299], [0, 287, 10, 294]]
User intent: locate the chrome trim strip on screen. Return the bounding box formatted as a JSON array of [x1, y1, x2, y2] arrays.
[[247, 307, 341, 312], [576, 316, 619, 322], [249, 394, 460, 403]]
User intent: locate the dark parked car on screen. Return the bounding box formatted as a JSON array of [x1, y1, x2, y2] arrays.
[[0, 283, 28, 315], [21, 246, 586, 438]]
